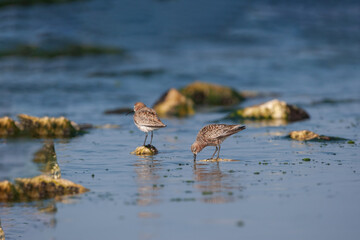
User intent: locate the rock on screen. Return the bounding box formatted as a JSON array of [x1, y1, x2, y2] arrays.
[[131, 145, 158, 156], [0, 219, 4, 240], [227, 99, 309, 122], [180, 81, 244, 106], [0, 175, 89, 202], [0, 181, 18, 202], [33, 141, 61, 179], [18, 114, 81, 138], [289, 130, 347, 141], [289, 130, 320, 141], [0, 116, 21, 137], [104, 107, 133, 115], [153, 88, 195, 117]]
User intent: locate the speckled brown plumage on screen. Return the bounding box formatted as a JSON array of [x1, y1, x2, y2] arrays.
[[133, 102, 166, 146], [191, 124, 246, 161]]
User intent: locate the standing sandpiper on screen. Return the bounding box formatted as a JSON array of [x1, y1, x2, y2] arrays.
[[133, 102, 166, 146], [191, 124, 246, 161]]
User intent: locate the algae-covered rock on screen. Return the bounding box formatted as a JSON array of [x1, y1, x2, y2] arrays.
[[0, 175, 89, 202], [18, 114, 81, 138], [0, 117, 21, 137], [0, 181, 19, 202], [33, 141, 61, 179], [289, 130, 347, 141], [0, 219, 4, 240], [131, 145, 158, 156], [289, 130, 320, 141], [228, 99, 309, 122], [153, 88, 195, 117], [14, 175, 88, 201], [180, 81, 244, 106]]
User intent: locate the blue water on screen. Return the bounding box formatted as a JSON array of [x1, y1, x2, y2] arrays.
[[0, 0, 360, 239]]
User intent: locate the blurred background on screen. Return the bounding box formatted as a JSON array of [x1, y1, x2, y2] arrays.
[[0, 1, 360, 240], [0, 0, 359, 122]]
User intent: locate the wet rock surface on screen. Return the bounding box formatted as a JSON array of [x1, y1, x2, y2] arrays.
[[227, 99, 310, 122], [153, 88, 195, 117], [0, 219, 4, 240], [0, 115, 83, 138], [289, 130, 348, 141], [0, 175, 88, 202], [180, 81, 244, 106], [131, 145, 158, 156], [18, 114, 81, 138], [0, 117, 21, 137]]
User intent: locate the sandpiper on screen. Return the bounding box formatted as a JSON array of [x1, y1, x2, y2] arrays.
[[191, 124, 246, 161], [133, 102, 166, 146]]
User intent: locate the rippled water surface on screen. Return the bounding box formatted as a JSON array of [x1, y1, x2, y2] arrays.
[[0, 0, 360, 239]]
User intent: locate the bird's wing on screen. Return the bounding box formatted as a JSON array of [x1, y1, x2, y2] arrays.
[[134, 108, 166, 127]]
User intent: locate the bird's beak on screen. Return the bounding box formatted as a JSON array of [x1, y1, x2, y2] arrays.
[[126, 110, 135, 115], [193, 153, 197, 161]]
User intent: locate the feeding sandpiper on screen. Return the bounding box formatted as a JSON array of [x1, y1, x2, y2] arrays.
[[133, 102, 166, 146], [191, 124, 246, 161]]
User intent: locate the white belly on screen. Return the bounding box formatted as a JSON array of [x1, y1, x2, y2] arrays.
[[135, 123, 158, 133]]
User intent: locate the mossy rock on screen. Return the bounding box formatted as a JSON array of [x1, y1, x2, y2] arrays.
[[131, 145, 158, 156], [0, 180, 19, 202], [153, 88, 195, 117], [0, 175, 89, 202], [0, 219, 4, 240], [0, 116, 21, 137], [289, 130, 348, 142], [18, 114, 81, 138], [227, 99, 309, 122], [180, 81, 244, 106], [0, 115, 84, 138]]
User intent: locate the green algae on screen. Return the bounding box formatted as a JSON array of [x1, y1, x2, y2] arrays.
[[302, 158, 311, 162], [202, 191, 213, 195]]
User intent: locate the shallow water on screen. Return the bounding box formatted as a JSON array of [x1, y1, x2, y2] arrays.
[[0, 0, 360, 239]]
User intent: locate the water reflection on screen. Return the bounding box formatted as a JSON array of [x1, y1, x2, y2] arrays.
[[193, 162, 242, 204], [0, 200, 57, 239], [133, 157, 163, 206], [33, 140, 61, 179]]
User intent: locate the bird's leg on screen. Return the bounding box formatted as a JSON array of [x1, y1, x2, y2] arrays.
[[216, 145, 221, 160], [143, 132, 148, 146], [209, 146, 218, 160], [150, 131, 153, 146]]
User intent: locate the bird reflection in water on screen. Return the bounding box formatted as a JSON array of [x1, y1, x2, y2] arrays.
[[193, 162, 242, 204], [133, 156, 163, 206]]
